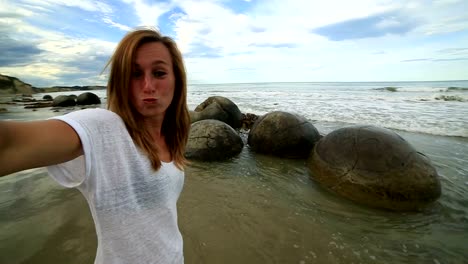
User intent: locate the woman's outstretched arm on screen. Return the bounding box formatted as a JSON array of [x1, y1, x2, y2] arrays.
[[0, 120, 83, 177]]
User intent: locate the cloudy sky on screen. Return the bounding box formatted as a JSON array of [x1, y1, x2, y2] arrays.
[[1, 0, 467, 87]]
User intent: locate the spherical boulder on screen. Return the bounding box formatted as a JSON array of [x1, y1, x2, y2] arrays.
[[185, 119, 244, 161], [42, 95, 53, 100], [307, 125, 441, 211], [191, 96, 242, 128], [77, 92, 101, 105], [52, 95, 76, 107], [248, 111, 321, 158]]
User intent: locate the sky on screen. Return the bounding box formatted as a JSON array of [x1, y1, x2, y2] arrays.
[[0, 0, 467, 87]]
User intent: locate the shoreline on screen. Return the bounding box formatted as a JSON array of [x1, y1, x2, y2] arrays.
[[1, 95, 468, 139]]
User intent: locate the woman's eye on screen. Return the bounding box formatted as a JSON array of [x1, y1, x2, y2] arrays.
[[132, 71, 142, 78], [153, 71, 167, 78]]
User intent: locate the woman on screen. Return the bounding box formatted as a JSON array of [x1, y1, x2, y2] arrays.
[[0, 28, 190, 264]]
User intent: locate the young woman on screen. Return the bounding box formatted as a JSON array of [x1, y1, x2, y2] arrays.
[[0, 28, 191, 264]]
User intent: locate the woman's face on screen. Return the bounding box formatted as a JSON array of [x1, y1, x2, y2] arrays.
[[130, 41, 175, 119]]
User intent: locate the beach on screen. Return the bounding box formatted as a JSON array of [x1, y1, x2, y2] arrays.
[[1, 81, 467, 263]]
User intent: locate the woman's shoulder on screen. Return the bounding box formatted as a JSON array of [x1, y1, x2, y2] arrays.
[[73, 107, 119, 118], [54, 108, 125, 132], [61, 108, 122, 123]]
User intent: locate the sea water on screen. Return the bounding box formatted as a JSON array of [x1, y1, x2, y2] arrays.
[[1, 81, 467, 263]]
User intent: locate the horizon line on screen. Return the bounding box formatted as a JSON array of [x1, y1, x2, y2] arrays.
[[34, 79, 468, 88]]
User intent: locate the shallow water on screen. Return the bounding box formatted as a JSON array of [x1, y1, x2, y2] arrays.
[[1, 127, 467, 264], [181, 130, 468, 264], [1, 81, 468, 263]]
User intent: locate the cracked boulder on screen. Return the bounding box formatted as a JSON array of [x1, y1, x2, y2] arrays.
[[185, 119, 244, 161], [307, 125, 441, 211], [190, 96, 243, 129], [248, 111, 321, 158]]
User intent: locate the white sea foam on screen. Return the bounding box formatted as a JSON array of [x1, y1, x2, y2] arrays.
[[188, 81, 468, 137], [32, 82, 468, 137]]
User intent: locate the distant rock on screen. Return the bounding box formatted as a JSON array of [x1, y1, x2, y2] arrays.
[[24, 102, 54, 109], [0, 108, 7, 113], [44, 85, 106, 92], [42, 95, 53, 100], [12, 96, 36, 103]]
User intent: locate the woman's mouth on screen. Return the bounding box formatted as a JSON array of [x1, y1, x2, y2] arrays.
[[143, 98, 157, 103]]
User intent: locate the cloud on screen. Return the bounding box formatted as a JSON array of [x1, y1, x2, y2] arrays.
[[2, 0, 468, 85], [0, 0, 121, 86], [0, 29, 43, 66], [401, 57, 468, 62], [0, 17, 115, 86], [249, 43, 297, 48], [251, 26, 266, 33], [122, 0, 173, 26], [432, 57, 468, 62], [102, 17, 132, 31], [401, 58, 431, 62], [184, 43, 223, 58], [437, 48, 468, 55], [19, 0, 113, 13], [313, 11, 418, 41]]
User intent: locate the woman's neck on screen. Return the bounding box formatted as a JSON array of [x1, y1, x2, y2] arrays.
[[143, 115, 164, 140]]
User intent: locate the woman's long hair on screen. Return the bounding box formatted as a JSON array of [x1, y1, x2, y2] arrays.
[[105, 27, 190, 170]]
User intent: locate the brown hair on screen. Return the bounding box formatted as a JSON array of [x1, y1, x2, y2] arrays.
[[105, 27, 190, 170]]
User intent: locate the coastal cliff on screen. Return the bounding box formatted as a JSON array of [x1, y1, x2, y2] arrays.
[[0, 74, 42, 95], [0, 74, 106, 95]]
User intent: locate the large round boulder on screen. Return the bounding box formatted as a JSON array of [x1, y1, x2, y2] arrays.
[[185, 119, 244, 161], [52, 95, 76, 107], [191, 96, 242, 128], [77, 92, 101, 105], [307, 125, 441, 211], [42, 95, 53, 100], [248, 111, 321, 158]]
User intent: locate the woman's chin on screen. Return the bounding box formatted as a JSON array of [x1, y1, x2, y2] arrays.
[[138, 109, 166, 118]]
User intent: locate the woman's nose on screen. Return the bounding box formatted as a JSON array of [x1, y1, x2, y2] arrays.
[[142, 74, 155, 93]]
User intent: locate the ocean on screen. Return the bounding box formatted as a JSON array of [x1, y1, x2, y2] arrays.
[[1, 81, 467, 263]]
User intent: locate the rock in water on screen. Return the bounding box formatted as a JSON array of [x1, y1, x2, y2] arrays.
[[307, 125, 441, 211], [241, 113, 259, 130], [191, 96, 243, 128], [77, 92, 101, 105], [185, 120, 244, 161], [248, 111, 321, 158], [42, 95, 53, 100], [52, 95, 76, 107]]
